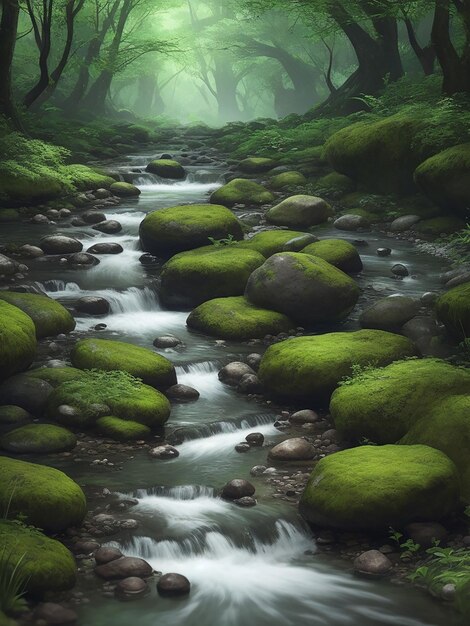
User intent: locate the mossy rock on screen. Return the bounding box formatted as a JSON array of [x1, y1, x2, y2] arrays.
[[266, 195, 333, 228], [0, 208, 20, 223], [0, 457, 86, 532], [301, 239, 363, 273], [314, 172, 355, 195], [0, 405, 31, 426], [63, 164, 115, 191], [269, 171, 307, 190], [96, 416, 151, 441], [24, 367, 86, 388], [187, 296, 294, 340], [239, 157, 277, 173], [258, 329, 416, 402], [46, 374, 171, 427], [0, 300, 36, 381], [210, 179, 275, 207], [71, 338, 176, 390], [146, 159, 186, 179], [0, 292, 75, 339], [0, 424, 77, 454], [0, 520, 77, 595], [436, 283, 470, 340], [413, 216, 465, 237], [414, 143, 470, 218], [0, 171, 63, 206], [299, 444, 460, 531], [160, 246, 265, 309], [324, 114, 426, 194], [245, 252, 360, 326], [139, 204, 244, 257], [238, 230, 316, 257], [110, 181, 141, 197]]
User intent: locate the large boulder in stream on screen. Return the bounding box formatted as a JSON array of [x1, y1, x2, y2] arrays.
[[239, 157, 277, 173], [435, 282, 470, 339], [0, 423, 77, 454], [160, 246, 265, 308], [39, 235, 83, 255], [71, 338, 176, 390], [0, 300, 36, 381], [258, 329, 415, 402], [299, 444, 460, 531], [110, 181, 141, 197], [245, 252, 360, 326], [266, 195, 333, 228], [146, 159, 186, 179], [210, 179, 275, 207], [139, 204, 244, 257], [0, 456, 86, 532], [301, 239, 363, 274], [187, 296, 294, 341], [359, 295, 419, 332], [0, 291, 75, 338]]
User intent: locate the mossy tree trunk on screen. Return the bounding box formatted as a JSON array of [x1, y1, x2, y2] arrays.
[[0, 0, 22, 128]]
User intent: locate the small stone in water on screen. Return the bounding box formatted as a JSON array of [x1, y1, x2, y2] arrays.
[[376, 247, 392, 257], [35, 602, 78, 625], [157, 573, 191, 597], [250, 465, 267, 476], [245, 432, 264, 447], [221, 479, 255, 499], [153, 335, 182, 349], [235, 442, 251, 453], [115, 576, 149, 600], [95, 547, 123, 565], [95, 323, 107, 331], [354, 550, 392, 578], [391, 263, 409, 277], [234, 496, 257, 507], [149, 444, 179, 459]]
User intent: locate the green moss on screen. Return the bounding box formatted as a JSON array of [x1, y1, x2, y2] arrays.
[[210, 179, 275, 207], [0, 520, 77, 596], [0, 209, 20, 223], [110, 181, 141, 197], [269, 171, 307, 190], [61, 164, 115, 191], [299, 444, 459, 530], [266, 195, 333, 228], [0, 406, 31, 426], [238, 230, 314, 257], [340, 208, 376, 222], [0, 292, 75, 339], [0, 171, 64, 206], [239, 157, 277, 173], [96, 416, 151, 441], [146, 159, 185, 179], [314, 172, 356, 194], [0, 424, 77, 454], [46, 371, 171, 427], [258, 329, 415, 402], [139, 204, 244, 257], [0, 300, 36, 381], [301, 239, 363, 273], [413, 216, 465, 236], [24, 367, 86, 388], [0, 457, 86, 532], [186, 296, 294, 340], [436, 283, 470, 340], [414, 143, 470, 217], [71, 338, 176, 390], [160, 246, 265, 308]]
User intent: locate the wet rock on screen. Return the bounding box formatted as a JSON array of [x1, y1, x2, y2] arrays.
[[93, 220, 122, 234], [157, 573, 190, 597], [139, 253, 157, 265], [218, 362, 255, 386], [87, 242, 124, 255], [235, 442, 251, 453], [0, 253, 16, 275], [0, 374, 53, 415], [149, 444, 179, 459], [59, 208, 72, 218], [94, 188, 111, 200], [31, 213, 50, 224], [82, 210, 106, 224], [68, 252, 99, 267], [95, 323, 107, 331], [237, 373, 262, 394], [401, 316, 440, 351], [40, 235, 83, 255], [234, 496, 257, 507], [404, 522, 448, 549], [441, 583, 456, 601], [56, 404, 82, 423], [166, 384, 199, 402], [116, 576, 149, 600], [221, 479, 255, 499], [95, 547, 123, 565], [360, 296, 419, 332], [390, 215, 421, 232], [289, 409, 319, 424], [76, 296, 110, 315], [34, 602, 78, 625], [46, 209, 60, 220], [334, 215, 369, 231], [71, 217, 86, 227], [376, 247, 392, 257], [18, 244, 44, 258], [250, 465, 267, 476], [246, 432, 264, 447], [73, 540, 100, 554], [421, 292, 438, 306], [153, 335, 182, 349], [391, 263, 409, 277], [353, 550, 392, 578], [268, 438, 315, 462], [95, 556, 153, 580], [246, 353, 262, 370], [321, 429, 337, 442], [446, 271, 470, 288]]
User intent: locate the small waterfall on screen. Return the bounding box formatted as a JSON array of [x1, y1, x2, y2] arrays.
[[105, 286, 160, 313], [131, 485, 216, 499], [175, 361, 228, 399], [174, 413, 275, 442]]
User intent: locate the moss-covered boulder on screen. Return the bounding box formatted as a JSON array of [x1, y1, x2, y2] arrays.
[[239, 157, 277, 173], [210, 179, 275, 207], [0, 405, 31, 426], [0, 171, 63, 206], [146, 159, 186, 179], [245, 252, 360, 326], [299, 444, 459, 531], [266, 195, 333, 228], [258, 329, 415, 402], [269, 171, 307, 190], [435, 282, 470, 339], [238, 230, 316, 257], [0, 424, 77, 454], [71, 338, 176, 390], [24, 366, 86, 388], [301, 239, 362, 273], [315, 172, 356, 195], [414, 143, 470, 217], [160, 246, 265, 309], [96, 416, 151, 441], [0, 208, 20, 223], [46, 371, 171, 427], [0, 520, 77, 595], [139, 204, 244, 257], [63, 164, 115, 190], [0, 300, 36, 381], [0, 292, 75, 339], [187, 296, 294, 340], [110, 181, 141, 197], [324, 114, 425, 194], [0, 457, 86, 532], [413, 216, 465, 236]]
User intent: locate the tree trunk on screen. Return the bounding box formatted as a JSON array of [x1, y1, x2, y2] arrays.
[[403, 17, 436, 75], [23, 0, 53, 109], [0, 0, 22, 127], [212, 55, 241, 122], [432, 0, 470, 94], [134, 74, 156, 117]]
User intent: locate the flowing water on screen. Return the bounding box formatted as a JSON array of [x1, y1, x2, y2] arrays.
[[0, 147, 460, 626]]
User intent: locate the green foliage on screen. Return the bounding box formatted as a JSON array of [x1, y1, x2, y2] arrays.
[[208, 234, 237, 246], [389, 528, 422, 559], [0, 549, 28, 616], [409, 546, 470, 594], [338, 362, 382, 386]]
